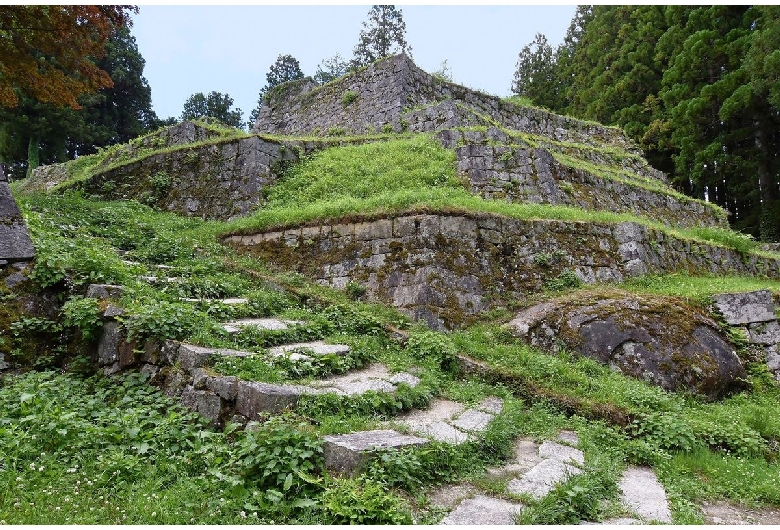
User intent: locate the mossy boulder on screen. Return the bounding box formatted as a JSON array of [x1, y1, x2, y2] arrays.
[[508, 289, 746, 400]]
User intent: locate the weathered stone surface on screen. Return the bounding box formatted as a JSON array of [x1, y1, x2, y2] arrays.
[[487, 439, 541, 477], [181, 387, 223, 425], [86, 284, 124, 300], [619, 467, 672, 523], [538, 441, 585, 466], [712, 290, 776, 325], [267, 341, 350, 359], [230, 213, 780, 330], [322, 429, 428, 475], [178, 344, 216, 372], [235, 380, 313, 418], [506, 458, 583, 499], [414, 421, 472, 444], [451, 409, 494, 433], [441, 495, 523, 525], [222, 318, 301, 334], [0, 177, 35, 262], [97, 321, 122, 366], [0, 353, 8, 371], [747, 320, 780, 345], [4, 272, 27, 289], [508, 291, 747, 399]]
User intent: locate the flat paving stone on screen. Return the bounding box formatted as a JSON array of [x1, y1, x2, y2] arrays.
[[414, 421, 471, 444], [323, 429, 428, 475], [476, 396, 504, 414], [619, 466, 672, 523], [182, 297, 248, 305], [398, 399, 466, 424], [427, 483, 479, 510], [441, 495, 524, 525], [451, 409, 494, 433], [222, 318, 302, 334], [557, 430, 580, 445], [506, 458, 582, 499], [487, 439, 541, 477], [539, 440, 585, 466], [267, 341, 350, 360]]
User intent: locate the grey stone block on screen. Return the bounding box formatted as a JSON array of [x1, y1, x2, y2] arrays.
[[451, 409, 494, 433], [414, 421, 471, 444], [181, 387, 223, 425], [712, 290, 776, 325], [221, 318, 301, 334], [323, 429, 428, 475], [747, 320, 780, 345], [235, 380, 312, 419], [205, 374, 239, 401], [86, 284, 124, 300], [506, 458, 583, 499], [618, 466, 672, 523], [97, 321, 121, 366], [441, 495, 523, 525], [178, 344, 216, 372], [538, 441, 585, 466]]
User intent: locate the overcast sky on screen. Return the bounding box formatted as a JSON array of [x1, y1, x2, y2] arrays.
[[131, 4, 577, 125]]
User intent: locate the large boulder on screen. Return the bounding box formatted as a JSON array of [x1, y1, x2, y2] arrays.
[[508, 289, 746, 400], [0, 172, 35, 263]]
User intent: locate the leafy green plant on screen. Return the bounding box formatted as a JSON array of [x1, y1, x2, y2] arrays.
[[544, 269, 583, 291], [405, 328, 457, 368], [345, 281, 366, 301], [341, 90, 358, 107], [61, 296, 103, 342], [233, 414, 323, 502], [121, 301, 208, 343], [319, 477, 412, 524]]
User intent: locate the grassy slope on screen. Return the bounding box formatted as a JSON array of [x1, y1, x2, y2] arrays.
[[4, 120, 780, 523]]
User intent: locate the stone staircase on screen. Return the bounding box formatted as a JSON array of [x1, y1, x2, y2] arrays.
[[90, 281, 681, 524], [437, 430, 673, 525]]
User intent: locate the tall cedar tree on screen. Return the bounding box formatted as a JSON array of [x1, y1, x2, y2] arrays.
[[351, 5, 411, 68], [249, 54, 305, 126], [0, 6, 136, 109], [512, 5, 780, 241]]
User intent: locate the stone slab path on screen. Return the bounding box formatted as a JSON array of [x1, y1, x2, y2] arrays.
[[222, 317, 301, 334], [618, 466, 672, 523], [433, 430, 677, 525], [394, 397, 504, 444]]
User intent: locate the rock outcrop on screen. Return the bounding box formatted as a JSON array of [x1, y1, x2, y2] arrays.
[[508, 290, 747, 399], [0, 171, 35, 264]]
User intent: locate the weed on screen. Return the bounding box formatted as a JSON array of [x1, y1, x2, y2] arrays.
[[341, 90, 358, 107]]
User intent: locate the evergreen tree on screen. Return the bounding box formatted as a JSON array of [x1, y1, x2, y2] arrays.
[[511, 33, 558, 109], [249, 54, 305, 125], [180, 91, 244, 128], [314, 53, 349, 85], [351, 5, 411, 68]]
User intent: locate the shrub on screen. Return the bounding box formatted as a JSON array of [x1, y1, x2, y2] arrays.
[[341, 90, 358, 107]]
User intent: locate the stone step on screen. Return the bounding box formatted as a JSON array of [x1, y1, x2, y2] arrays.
[[440, 495, 523, 525], [181, 297, 249, 305], [505, 437, 585, 499], [267, 340, 350, 361], [322, 429, 429, 476], [618, 466, 672, 523], [393, 397, 503, 445], [221, 317, 302, 335]]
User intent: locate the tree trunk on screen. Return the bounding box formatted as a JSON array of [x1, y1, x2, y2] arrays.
[[26, 135, 40, 178], [754, 117, 780, 242]]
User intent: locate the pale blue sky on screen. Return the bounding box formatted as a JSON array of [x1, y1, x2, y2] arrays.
[[131, 5, 577, 124]]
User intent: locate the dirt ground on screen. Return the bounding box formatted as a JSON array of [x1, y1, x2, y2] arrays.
[[702, 501, 780, 525]]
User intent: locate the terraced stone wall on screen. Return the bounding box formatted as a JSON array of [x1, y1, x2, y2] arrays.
[[253, 54, 635, 152], [437, 128, 726, 229], [225, 214, 780, 330]]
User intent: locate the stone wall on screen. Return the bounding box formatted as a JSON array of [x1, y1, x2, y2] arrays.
[[254, 54, 635, 151], [224, 213, 780, 330], [712, 290, 780, 381], [438, 128, 726, 229], [0, 171, 35, 264]]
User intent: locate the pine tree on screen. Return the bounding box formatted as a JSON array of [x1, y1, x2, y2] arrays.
[[351, 5, 411, 68], [249, 54, 305, 125]]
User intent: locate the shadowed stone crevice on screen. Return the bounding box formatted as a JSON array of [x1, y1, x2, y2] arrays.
[[0, 173, 35, 262]]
